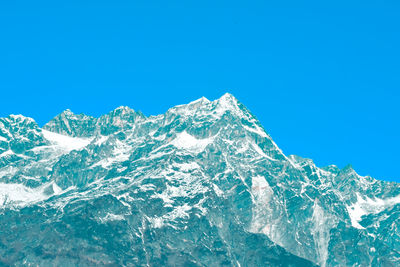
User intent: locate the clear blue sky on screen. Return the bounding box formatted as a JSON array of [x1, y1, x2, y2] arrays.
[[0, 1, 399, 181]]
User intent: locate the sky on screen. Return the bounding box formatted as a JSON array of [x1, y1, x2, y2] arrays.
[[0, 1, 399, 181]]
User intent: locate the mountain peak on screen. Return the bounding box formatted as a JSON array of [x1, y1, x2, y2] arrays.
[[62, 109, 74, 115], [1, 95, 399, 266], [44, 110, 96, 137], [113, 106, 133, 112], [220, 92, 237, 100], [341, 164, 355, 173], [217, 92, 239, 106], [7, 114, 36, 124], [188, 96, 210, 105], [215, 92, 241, 111], [52, 109, 76, 119], [106, 106, 137, 117]]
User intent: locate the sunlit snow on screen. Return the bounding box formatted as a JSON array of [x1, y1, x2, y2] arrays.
[[171, 131, 213, 152], [0, 183, 46, 207], [42, 129, 92, 152], [346, 193, 400, 229]]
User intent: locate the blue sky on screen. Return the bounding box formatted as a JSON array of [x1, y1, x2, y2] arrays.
[[0, 1, 399, 181]]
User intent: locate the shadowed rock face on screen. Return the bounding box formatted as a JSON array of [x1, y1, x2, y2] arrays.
[[0, 93, 398, 266]]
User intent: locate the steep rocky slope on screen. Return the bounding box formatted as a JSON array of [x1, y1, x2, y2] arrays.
[[0, 94, 399, 266]]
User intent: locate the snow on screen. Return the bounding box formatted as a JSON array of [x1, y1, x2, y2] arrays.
[[9, 114, 35, 123], [91, 139, 131, 168], [311, 202, 332, 267], [213, 93, 240, 117], [212, 183, 224, 197], [346, 193, 400, 229], [52, 182, 62, 195], [189, 96, 210, 105], [148, 204, 192, 229], [172, 162, 200, 172], [243, 125, 268, 138], [249, 175, 275, 236], [166, 203, 191, 221], [149, 217, 164, 228], [251, 142, 277, 161], [0, 150, 14, 157], [42, 129, 92, 152], [0, 166, 18, 178], [0, 181, 68, 207], [0, 183, 47, 207], [171, 131, 213, 152], [94, 135, 109, 145], [100, 213, 125, 223], [235, 142, 249, 154]]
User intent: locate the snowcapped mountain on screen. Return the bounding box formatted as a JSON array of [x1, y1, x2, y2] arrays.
[[0, 93, 399, 266]]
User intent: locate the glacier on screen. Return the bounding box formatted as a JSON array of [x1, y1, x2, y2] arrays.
[[0, 93, 399, 266]]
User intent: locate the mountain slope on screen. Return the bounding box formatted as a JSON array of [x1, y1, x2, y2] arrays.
[[0, 93, 399, 266]]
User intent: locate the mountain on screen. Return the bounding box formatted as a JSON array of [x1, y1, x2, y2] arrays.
[[0, 93, 399, 266]]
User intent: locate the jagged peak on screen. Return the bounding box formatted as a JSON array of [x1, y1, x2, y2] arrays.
[[62, 109, 74, 115], [0, 115, 39, 130], [49, 109, 76, 119], [321, 164, 340, 175], [47, 109, 96, 124], [187, 96, 210, 106], [170, 96, 209, 109], [193, 96, 210, 104], [335, 164, 360, 180], [7, 114, 36, 123], [43, 109, 96, 137], [341, 164, 354, 172], [113, 106, 134, 112], [199, 96, 210, 102], [105, 106, 143, 119], [102, 106, 146, 121], [215, 93, 239, 107], [166, 93, 241, 116], [219, 92, 238, 102], [213, 93, 245, 116]]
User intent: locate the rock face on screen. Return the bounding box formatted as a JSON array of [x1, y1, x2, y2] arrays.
[[0, 93, 399, 266]]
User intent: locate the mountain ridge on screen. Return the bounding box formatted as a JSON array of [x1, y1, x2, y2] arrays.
[[0, 93, 399, 266]]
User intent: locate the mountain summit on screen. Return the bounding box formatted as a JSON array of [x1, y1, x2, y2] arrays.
[[0, 94, 399, 266]]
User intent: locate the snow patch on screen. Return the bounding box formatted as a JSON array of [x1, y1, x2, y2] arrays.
[[100, 213, 125, 223], [42, 130, 92, 152], [311, 202, 333, 267], [171, 131, 213, 152], [94, 135, 109, 145], [148, 204, 192, 229], [52, 182, 63, 195], [346, 193, 400, 229], [173, 162, 200, 172], [0, 183, 47, 207], [0, 150, 14, 157], [249, 176, 275, 236]]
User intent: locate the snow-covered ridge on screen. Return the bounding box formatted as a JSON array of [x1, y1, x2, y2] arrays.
[[1, 93, 399, 266]]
